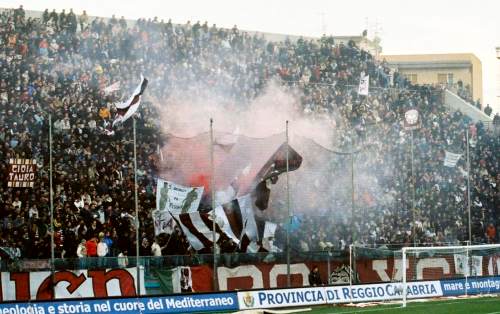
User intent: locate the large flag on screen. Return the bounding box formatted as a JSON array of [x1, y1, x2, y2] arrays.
[[158, 132, 302, 211], [444, 151, 462, 167], [113, 75, 148, 126], [358, 74, 369, 96]]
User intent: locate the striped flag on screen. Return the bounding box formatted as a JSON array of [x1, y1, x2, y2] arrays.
[[217, 195, 258, 252], [172, 195, 258, 252], [444, 151, 461, 167], [171, 211, 222, 251], [113, 75, 148, 126]]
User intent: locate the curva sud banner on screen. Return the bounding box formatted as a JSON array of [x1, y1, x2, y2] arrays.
[[237, 281, 443, 310], [0, 268, 145, 302], [0, 293, 238, 314], [176, 255, 500, 292]]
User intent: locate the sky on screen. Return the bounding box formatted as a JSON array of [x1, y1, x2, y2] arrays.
[[3, 0, 500, 113]]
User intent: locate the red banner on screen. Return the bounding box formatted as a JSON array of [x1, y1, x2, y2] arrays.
[[0, 268, 144, 301], [185, 255, 500, 292]]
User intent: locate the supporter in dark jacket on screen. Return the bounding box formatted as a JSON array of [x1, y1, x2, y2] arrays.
[[308, 266, 322, 286]]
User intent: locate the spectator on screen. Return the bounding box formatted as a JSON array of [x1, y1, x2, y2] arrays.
[[117, 250, 128, 268], [86, 237, 98, 257], [486, 223, 496, 243], [308, 265, 322, 286], [484, 104, 492, 117]]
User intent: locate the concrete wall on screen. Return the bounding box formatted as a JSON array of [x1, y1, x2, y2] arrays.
[[397, 67, 472, 87], [444, 89, 492, 123], [383, 53, 483, 104]]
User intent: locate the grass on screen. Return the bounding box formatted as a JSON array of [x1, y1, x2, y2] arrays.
[[294, 296, 500, 314]]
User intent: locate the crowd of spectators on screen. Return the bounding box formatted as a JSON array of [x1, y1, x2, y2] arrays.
[[0, 6, 498, 264]]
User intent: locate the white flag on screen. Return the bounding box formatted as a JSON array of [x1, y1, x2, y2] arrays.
[[238, 194, 259, 242], [152, 209, 174, 235], [263, 221, 277, 239], [444, 151, 462, 167], [358, 74, 369, 96]]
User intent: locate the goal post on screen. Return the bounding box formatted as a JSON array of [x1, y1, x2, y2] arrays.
[[402, 243, 500, 307]]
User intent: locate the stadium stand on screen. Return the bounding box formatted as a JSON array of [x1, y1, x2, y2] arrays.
[[0, 5, 498, 269]]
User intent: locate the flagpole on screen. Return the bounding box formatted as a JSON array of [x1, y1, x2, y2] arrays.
[[466, 128, 471, 244], [49, 114, 55, 299], [411, 129, 416, 247], [285, 120, 291, 287], [133, 118, 141, 295], [210, 118, 218, 291], [351, 140, 355, 245]]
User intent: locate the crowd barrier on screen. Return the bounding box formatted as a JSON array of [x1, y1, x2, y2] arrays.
[[1, 276, 499, 313]]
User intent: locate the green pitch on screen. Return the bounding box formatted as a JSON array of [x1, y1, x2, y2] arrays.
[[295, 296, 500, 313]]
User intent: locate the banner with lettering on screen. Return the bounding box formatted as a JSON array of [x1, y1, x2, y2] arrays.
[[0, 267, 144, 301], [7, 159, 37, 188], [156, 179, 204, 214]]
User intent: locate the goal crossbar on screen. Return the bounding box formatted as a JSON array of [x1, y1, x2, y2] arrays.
[[402, 244, 500, 254]]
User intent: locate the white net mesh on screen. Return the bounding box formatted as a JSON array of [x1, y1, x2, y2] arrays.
[[402, 244, 500, 306]]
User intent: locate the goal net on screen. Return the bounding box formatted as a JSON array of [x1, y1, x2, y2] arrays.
[[401, 244, 500, 307]]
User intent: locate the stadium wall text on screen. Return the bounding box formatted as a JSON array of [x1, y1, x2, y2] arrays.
[[0, 293, 238, 314], [0, 268, 144, 302], [184, 256, 500, 292]]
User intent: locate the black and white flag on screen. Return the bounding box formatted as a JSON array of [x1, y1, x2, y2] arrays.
[[113, 75, 148, 126], [173, 195, 259, 252]]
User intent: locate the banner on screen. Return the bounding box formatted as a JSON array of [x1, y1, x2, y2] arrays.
[[441, 276, 500, 296], [0, 267, 144, 301], [0, 292, 238, 314], [237, 281, 442, 309], [238, 287, 326, 309], [444, 151, 461, 167], [7, 159, 37, 188], [181, 255, 500, 293], [155, 179, 204, 235], [156, 179, 204, 214], [454, 254, 483, 276], [358, 74, 369, 95]]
